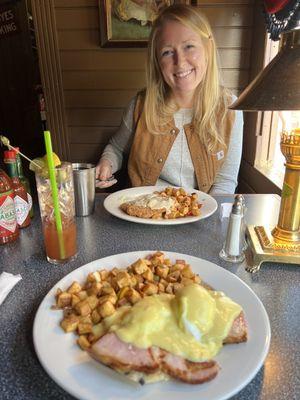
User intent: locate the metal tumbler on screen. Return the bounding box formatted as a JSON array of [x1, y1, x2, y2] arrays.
[[72, 163, 96, 216]]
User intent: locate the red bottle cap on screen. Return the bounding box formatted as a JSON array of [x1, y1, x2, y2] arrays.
[[4, 150, 16, 160]]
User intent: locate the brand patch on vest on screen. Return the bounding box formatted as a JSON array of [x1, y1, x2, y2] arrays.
[[216, 150, 224, 160]]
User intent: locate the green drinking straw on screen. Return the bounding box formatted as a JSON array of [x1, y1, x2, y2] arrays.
[[43, 130, 65, 259]]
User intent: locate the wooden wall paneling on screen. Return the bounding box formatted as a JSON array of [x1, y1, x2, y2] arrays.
[[55, 6, 253, 30], [60, 48, 250, 70], [31, 0, 70, 159], [69, 127, 116, 143], [66, 108, 123, 127], [64, 90, 138, 108], [54, 0, 253, 6], [58, 27, 252, 50]]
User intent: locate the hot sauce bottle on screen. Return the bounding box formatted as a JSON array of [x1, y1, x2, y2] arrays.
[[14, 147, 34, 218], [4, 151, 31, 228], [0, 168, 19, 244]]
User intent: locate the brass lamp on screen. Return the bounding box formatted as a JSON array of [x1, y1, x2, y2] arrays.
[[230, 6, 300, 272]]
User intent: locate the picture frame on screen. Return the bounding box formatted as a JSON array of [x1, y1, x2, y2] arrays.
[[99, 0, 195, 48]]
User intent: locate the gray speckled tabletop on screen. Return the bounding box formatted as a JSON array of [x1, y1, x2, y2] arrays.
[[0, 194, 299, 400]]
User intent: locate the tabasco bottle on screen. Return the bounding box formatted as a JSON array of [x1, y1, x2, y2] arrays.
[[4, 150, 31, 228], [0, 168, 19, 244], [14, 147, 34, 218]]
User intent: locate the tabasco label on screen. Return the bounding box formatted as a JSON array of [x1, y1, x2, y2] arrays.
[[14, 195, 29, 226], [0, 192, 17, 233]]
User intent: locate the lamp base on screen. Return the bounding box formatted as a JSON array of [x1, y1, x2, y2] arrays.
[[245, 225, 300, 273]]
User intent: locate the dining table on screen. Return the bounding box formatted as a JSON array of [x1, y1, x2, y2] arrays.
[[0, 193, 299, 400]]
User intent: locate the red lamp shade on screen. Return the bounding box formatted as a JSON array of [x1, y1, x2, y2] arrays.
[[264, 0, 291, 14]]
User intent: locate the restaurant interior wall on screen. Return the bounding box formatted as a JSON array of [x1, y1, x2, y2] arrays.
[[52, 0, 255, 191]]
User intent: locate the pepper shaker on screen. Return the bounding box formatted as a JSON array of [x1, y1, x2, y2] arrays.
[[219, 196, 246, 263]]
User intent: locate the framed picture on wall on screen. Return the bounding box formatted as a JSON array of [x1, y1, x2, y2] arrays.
[[99, 0, 195, 48]]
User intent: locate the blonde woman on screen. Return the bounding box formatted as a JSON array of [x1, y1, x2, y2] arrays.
[[96, 4, 243, 194]]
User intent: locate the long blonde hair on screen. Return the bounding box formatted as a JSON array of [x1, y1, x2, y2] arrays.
[[144, 4, 230, 151]]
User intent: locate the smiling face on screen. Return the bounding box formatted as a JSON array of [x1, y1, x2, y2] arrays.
[[157, 20, 208, 107]]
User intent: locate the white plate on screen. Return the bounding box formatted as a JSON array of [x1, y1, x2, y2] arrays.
[[103, 186, 218, 225], [33, 251, 270, 400]]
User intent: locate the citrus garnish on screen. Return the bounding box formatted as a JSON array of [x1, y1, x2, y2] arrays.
[[29, 153, 61, 176], [43, 152, 61, 168]]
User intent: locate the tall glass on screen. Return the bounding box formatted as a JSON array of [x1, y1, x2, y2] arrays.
[[35, 162, 77, 264]]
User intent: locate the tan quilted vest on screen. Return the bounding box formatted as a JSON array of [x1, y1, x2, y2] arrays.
[[127, 94, 235, 193]]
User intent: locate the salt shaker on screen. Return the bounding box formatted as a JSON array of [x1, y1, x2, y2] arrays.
[[235, 194, 248, 251], [219, 196, 246, 263]]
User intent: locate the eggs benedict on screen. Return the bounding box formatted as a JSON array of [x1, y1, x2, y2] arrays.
[[88, 284, 247, 384]]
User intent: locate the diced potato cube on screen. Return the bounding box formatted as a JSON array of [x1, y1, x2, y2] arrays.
[[77, 335, 91, 350], [57, 292, 72, 308], [98, 301, 115, 318], [173, 283, 184, 292], [134, 274, 144, 284], [77, 322, 93, 335], [110, 267, 119, 277], [79, 315, 92, 324], [165, 283, 173, 294], [92, 322, 106, 340], [67, 281, 82, 294], [130, 275, 137, 287], [71, 294, 81, 307], [155, 265, 169, 279], [60, 314, 80, 332], [171, 263, 185, 272], [167, 270, 180, 282], [142, 268, 153, 281], [87, 282, 102, 296], [125, 288, 141, 304], [181, 277, 194, 286], [91, 309, 101, 324], [99, 269, 109, 280], [77, 290, 88, 301], [159, 278, 168, 287], [87, 271, 101, 283], [142, 283, 158, 295], [158, 282, 165, 293], [131, 259, 149, 274], [116, 271, 131, 288], [74, 300, 91, 317], [55, 288, 62, 298], [98, 294, 117, 305], [86, 295, 98, 310], [181, 265, 194, 278], [101, 286, 116, 296], [117, 297, 130, 307], [118, 286, 130, 300]]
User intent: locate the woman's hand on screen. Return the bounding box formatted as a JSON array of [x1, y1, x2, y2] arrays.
[[95, 159, 117, 189]]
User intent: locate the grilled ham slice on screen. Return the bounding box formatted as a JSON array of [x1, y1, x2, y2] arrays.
[[88, 332, 159, 374], [89, 333, 219, 384], [224, 311, 248, 344], [88, 312, 247, 384]]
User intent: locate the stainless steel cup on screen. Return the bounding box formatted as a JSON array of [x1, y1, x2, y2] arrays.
[[72, 163, 96, 217]]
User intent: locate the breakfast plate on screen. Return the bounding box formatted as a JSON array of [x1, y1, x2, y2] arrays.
[[103, 186, 218, 225], [33, 251, 271, 400]]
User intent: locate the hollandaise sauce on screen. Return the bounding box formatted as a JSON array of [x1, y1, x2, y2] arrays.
[[100, 284, 242, 362], [125, 193, 176, 212]]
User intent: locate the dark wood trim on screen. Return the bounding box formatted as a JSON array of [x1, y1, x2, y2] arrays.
[[30, 0, 70, 159], [239, 160, 281, 195], [242, 0, 266, 167]]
